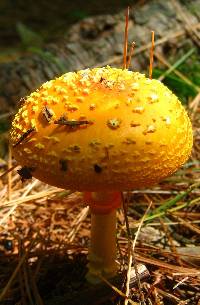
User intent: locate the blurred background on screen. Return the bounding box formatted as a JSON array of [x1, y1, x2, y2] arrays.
[[0, 0, 132, 57]]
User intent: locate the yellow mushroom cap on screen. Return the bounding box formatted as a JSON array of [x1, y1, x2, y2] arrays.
[[10, 67, 193, 191]]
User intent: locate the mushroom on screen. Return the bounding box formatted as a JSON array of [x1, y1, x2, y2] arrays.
[[10, 66, 193, 283]]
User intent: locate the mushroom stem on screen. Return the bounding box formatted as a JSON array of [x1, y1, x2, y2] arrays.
[[87, 209, 117, 283], [85, 191, 121, 284]]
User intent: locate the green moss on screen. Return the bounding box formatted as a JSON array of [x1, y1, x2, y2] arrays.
[[178, 53, 200, 87], [153, 52, 200, 104]]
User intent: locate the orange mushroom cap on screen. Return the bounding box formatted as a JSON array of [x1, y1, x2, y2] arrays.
[[10, 67, 193, 191]]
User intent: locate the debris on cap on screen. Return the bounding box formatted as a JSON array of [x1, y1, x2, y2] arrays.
[[10, 66, 193, 191]]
